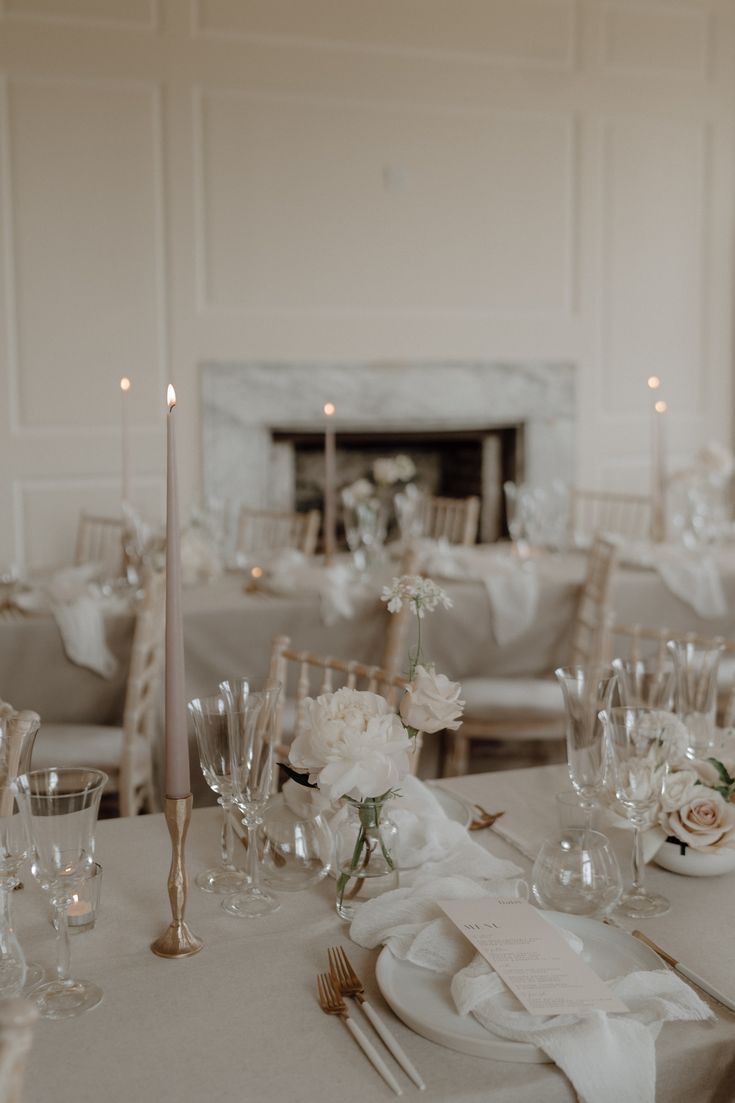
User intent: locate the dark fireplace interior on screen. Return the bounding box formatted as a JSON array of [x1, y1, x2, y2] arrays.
[[270, 425, 522, 543]]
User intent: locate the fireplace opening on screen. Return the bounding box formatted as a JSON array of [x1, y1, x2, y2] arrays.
[[270, 424, 522, 544]]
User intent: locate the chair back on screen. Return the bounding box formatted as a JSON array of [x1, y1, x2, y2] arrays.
[[266, 635, 418, 773], [74, 512, 125, 577], [119, 571, 165, 815], [424, 496, 480, 546], [569, 537, 619, 667], [236, 507, 320, 557], [570, 489, 651, 544]]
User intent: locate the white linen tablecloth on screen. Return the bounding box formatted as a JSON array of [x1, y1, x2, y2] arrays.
[[15, 765, 735, 1103]]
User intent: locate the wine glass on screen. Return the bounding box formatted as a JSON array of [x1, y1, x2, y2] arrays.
[[15, 768, 107, 1018], [667, 639, 724, 757], [600, 706, 671, 918], [0, 783, 29, 996], [219, 679, 281, 919], [187, 694, 246, 894], [612, 657, 675, 710], [555, 666, 617, 825]]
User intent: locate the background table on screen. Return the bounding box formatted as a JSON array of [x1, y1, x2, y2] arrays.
[[17, 765, 735, 1103]]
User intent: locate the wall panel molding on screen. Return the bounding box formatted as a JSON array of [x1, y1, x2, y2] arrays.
[[0, 0, 158, 32]]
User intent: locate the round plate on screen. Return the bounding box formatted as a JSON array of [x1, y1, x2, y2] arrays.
[[375, 912, 663, 1064]]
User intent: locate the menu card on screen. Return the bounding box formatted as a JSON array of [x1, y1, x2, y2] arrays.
[[438, 898, 628, 1016]]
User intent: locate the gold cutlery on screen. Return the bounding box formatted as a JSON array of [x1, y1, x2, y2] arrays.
[[317, 973, 403, 1095], [469, 806, 505, 831], [328, 946, 426, 1091], [631, 929, 735, 1013]]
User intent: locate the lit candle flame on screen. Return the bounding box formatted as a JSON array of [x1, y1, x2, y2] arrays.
[[647, 376, 661, 390], [250, 566, 263, 580], [167, 384, 176, 410], [655, 399, 667, 414], [120, 377, 131, 393], [323, 402, 336, 417]]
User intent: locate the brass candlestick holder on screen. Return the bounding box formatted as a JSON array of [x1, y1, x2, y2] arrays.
[[151, 795, 203, 959]]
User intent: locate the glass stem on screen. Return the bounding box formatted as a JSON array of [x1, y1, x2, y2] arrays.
[[631, 825, 646, 894], [220, 799, 235, 870], [53, 896, 72, 986], [245, 818, 261, 891], [0, 883, 15, 961]]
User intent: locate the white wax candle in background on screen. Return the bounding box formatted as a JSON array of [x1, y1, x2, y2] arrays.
[[323, 402, 337, 565], [165, 385, 190, 799], [120, 376, 131, 509], [647, 376, 667, 542]]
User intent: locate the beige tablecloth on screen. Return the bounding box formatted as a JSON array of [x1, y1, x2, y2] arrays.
[[16, 765, 735, 1103]]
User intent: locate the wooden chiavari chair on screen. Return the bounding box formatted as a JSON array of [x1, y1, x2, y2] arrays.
[[570, 489, 652, 544], [74, 512, 125, 578], [236, 507, 321, 558], [423, 496, 480, 546]]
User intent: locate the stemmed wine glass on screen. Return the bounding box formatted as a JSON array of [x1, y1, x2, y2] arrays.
[[15, 768, 107, 1018], [600, 706, 671, 918], [555, 666, 617, 826], [219, 679, 281, 919], [187, 694, 246, 894], [612, 656, 675, 710]]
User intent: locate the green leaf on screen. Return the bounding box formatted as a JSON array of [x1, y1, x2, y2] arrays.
[[277, 762, 317, 788], [706, 757, 735, 787]]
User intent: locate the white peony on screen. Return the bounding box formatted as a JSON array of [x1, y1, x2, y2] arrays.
[[288, 687, 412, 802], [373, 457, 400, 486], [664, 790, 735, 851], [400, 665, 464, 734], [393, 454, 416, 482], [341, 478, 375, 509]]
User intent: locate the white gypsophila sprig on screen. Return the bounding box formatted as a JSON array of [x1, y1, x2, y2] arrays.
[[380, 575, 453, 619]]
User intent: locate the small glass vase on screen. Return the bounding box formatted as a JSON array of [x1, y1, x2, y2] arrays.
[[335, 798, 399, 922]]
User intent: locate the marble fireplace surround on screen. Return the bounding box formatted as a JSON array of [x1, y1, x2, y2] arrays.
[[201, 361, 575, 539]]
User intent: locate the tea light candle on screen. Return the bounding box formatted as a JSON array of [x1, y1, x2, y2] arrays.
[[323, 402, 336, 565], [67, 891, 94, 928]]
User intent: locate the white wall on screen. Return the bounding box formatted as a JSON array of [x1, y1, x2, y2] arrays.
[[0, 0, 733, 567]]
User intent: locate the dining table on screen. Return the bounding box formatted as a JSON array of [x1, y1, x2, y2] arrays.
[[16, 763, 735, 1103]]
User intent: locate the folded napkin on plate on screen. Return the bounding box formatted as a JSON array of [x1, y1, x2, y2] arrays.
[[416, 540, 539, 645], [351, 874, 713, 1103], [13, 565, 118, 679]]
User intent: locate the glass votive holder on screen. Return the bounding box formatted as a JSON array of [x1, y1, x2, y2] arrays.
[[48, 863, 102, 935]]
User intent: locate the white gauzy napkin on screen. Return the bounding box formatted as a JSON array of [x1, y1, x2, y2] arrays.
[[13, 564, 118, 679], [261, 549, 372, 626], [351, 876, 713, 1103], [655, 546, 727, 619], [416, 540, 539, 645]]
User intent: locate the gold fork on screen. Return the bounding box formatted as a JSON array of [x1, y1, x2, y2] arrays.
[[328, 946, 426, 1090], [317, 973, 403, 1095]]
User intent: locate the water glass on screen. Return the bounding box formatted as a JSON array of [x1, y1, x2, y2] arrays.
[[667, 639, 724, 756], [188, 694, 246, 894], [555, 666, 617, 818], [15, 768, 107, 1018], [600, 707, 671, 918], [612, 657, 675, 710]]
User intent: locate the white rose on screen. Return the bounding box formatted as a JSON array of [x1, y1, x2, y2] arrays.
[[373, 458, 399, 486], [288, 687, 412, 802], [400, 665, 464, 734], [394, 455, 416, 482], [665, 790, 735, 851], [659, 769, 700, 814], [341, 478, 374, 508]]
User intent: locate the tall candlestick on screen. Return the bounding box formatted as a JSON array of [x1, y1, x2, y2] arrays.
[[165, 385, 190, 799], [647, 376, 667, 543], [120, 377, 131, 509], [323, 402, 337, 565]]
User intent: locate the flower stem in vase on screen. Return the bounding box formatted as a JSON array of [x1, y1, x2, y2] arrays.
[[335, 799, 398, 922]]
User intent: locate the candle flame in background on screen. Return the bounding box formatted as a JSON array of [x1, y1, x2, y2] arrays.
[[167, 384, 176, 410], [655, 400, 668, 414], [250, 566, 263, 579], [120, 377, 131, 393], [323, 402, 336, 417], [647, 375, 661, 390]]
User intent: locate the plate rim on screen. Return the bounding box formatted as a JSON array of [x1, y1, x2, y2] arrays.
[[375, 911, 664, 1064]]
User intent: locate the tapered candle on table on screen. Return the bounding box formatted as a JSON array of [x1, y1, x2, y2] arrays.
[[323, 402, 337, 565], [120, 377, 131, 508], [165, 385, 190, 799], [647, 376, 667, 543]]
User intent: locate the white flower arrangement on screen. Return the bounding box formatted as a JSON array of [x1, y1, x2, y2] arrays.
[[373, 454, 416, 487], [659, 757, 735, 852]]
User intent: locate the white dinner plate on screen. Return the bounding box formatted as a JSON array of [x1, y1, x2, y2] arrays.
[[427, 785, 473, 829], [376, 912, 664, 1064]]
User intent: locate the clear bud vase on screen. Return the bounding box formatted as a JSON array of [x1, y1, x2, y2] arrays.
[[335, 798, 399, 921]]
